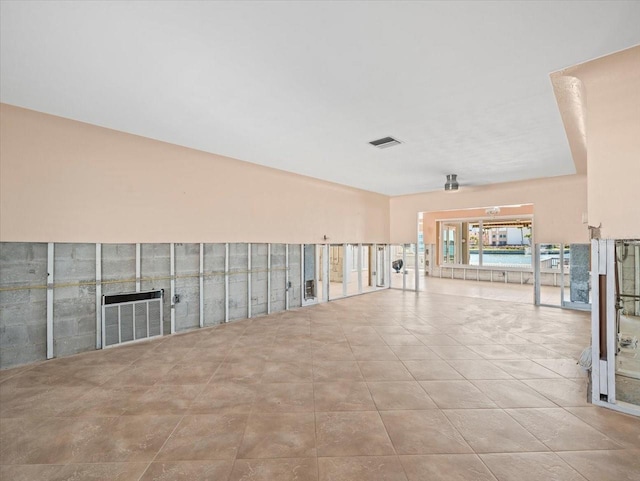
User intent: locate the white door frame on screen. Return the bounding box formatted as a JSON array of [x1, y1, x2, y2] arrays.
[[591, 239, 640, 416]]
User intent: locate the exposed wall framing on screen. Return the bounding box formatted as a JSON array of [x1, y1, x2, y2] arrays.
[[1, 241, 389, 369]]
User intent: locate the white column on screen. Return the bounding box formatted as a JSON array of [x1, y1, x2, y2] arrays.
[[46, 243, 54, 359], [95, 243, 102, 349], [170, 243, 176, 334]]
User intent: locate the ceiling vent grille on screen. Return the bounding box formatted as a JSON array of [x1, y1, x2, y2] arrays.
[[369, 136, 401, 149]]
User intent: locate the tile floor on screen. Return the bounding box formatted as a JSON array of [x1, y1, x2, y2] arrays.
[[1, 289, 639, 481]]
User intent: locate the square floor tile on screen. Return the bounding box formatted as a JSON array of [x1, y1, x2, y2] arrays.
[[253, 382, 314, 412], [0, 465, 64, 481], [140, 461, 234, 481], [351, 345, 399, 360], [420, 380, 497, 409], [566, 407, 640, 448], [388, 345, 441, 360], [211, 362, 264, 384], [156, 363, 220, 384], [344, 333, 387, 346], [375, 326, 411, 335], [428, 345, 483, 360], [269, 345, 313, 361], [313, 382, 376, 411], [261, 361, 313, 383], [57, 385, 148, 417], [471, 380, 556, 408], [400, 454, 497, 481], [532, 359, 588, 379], [53, 463, 150, 481], [447, 360, 512, 380], [480, 452, 587, 481], [189, 382, 257, 414], [559, 449, 640, 481], [491, 360, 562, 379], [237, 413, 316, 459], [522, 379, 589, 406], [402, 360, 463, 380], [380, 410, 472, 454], [443, 409, 547, 453], [359, 361, 414, 381], [414, 334, 460, 346], [367, 381, 437, 410], [318, 456, 407, 481], [313, 361, 363, 382], [505, 408, 621, 451], [313, 342, 355, 361], [381, 334, 423, 346], [0, 386, 91, 418], [230, 458, 318, 481], [316, 411, 395, 456], [70, 415, 182, 463], [467, 344, 527, 360], [156, 413, 248, 460], [123, 385, 204, 415]]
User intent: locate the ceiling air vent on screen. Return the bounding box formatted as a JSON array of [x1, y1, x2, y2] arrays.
[[369, 136, 401, 149]]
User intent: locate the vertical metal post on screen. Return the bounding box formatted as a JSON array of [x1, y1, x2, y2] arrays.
[[285, 244, 290, 310], [357, 243, 363, 294], [343, 244, 349, 297], [591, 239, 602, 400], [224, 243, 229, 323], [386, 245, 391, 288], [635, 245, 640, 316], [170, 242, 176, 334], [199, 243, 204, 328], [46, 242, 54, 359], [414, 243, 420, 292], [135, 243, 141, 292], [560, 243, 565, 306], [606, 239, 617, 402], [267, 244, 272, 314], [323, 244, 330, 302], [375, 243, 382, 288], [534, 244, 541, 305], [247, 243, 252, 318], [95, 243, 102, 349], [402, 245, 407, 290], [478, 220, 484, 267], [300, 245, 305, 304]]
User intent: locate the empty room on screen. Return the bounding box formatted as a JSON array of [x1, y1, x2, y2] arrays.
[[1, 1, 639, 481]]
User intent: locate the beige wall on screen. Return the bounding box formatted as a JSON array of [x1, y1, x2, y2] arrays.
[[391, 175, 588, 244], [559, 46, 640, 239], [0, 104, 389, 244]]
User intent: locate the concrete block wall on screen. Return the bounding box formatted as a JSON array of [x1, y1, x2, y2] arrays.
[[0, 243, 48, 368], [102, 244, 136, 296], [251, 244, 269, 316], [0, 241, 307, 369], [140, 243, 171, 335], [619, 243, 639, 316], [289, 245, 302, 308], [271, 244, 287, 312], [175, 243, 200, 331], [228, 243, 249, 321], [53, 243, 96, 358], [203, 244, 226, 326]]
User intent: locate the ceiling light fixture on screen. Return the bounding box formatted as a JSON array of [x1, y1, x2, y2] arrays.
[[444, 174, 459, 192]]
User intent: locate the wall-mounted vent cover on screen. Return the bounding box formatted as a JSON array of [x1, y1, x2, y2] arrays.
[[102, 290, 164, 348], [369, 136, 401, 149]]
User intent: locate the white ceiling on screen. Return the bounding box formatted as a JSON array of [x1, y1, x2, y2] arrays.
[[2, 1, 639, 195]]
